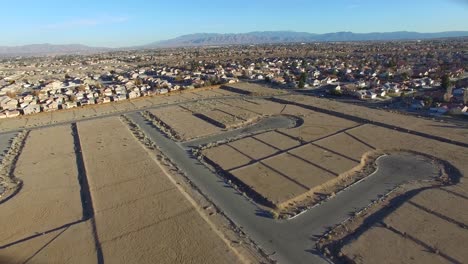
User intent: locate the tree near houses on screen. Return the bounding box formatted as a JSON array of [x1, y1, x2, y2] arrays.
[[441, 74, 451, 90], [441, 74, 453, 102], [298, 72, 307, 89]]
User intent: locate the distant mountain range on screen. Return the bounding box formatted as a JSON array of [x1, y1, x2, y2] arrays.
[[146, 31, 468, 47], [0, 44, 111, 57], [1, 31, 468, 57]]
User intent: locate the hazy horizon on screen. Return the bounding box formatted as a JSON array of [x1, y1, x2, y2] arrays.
[[1, 0, 467, 47]]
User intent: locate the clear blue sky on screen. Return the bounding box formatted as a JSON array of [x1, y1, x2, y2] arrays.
[[1, 0, 467, 47]]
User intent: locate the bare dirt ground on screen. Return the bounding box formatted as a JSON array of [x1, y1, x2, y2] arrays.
[[147, 98, 288, 140], [278, 113, 358, 142], [0, 125, 96, 264], [221, 83, 287, 96], [200, 104, 371, 211], [252, 131, 301, 150], [315, 123, 468, 263], [181, 99, 263, 129], [277, 94, 468, 145], [148, 106, 221, 140], [77, 117, 244, 264]]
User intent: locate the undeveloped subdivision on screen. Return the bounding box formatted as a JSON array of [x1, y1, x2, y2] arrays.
[[78, 117, 241, 264]]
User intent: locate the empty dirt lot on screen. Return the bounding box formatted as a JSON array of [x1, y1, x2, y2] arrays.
[[78, 117, 241, 264], [202, 105, 372, 209], [148, 105, 221, 140], [0, 125, 96, 263], [319, 123, 468, 263], [0, 117, 244, 263]]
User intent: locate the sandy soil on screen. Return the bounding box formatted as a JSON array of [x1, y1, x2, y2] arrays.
[[0, 221, 96, 264], [78, 117, 241, 264], [202, 107, 370, 209], [252, 131, 301, 150], [149, 106, 221, 140], [289, 143, 359, 175], [180, 99, 265, 129], [199, 109, 243, 128], [263, 153, 336, 190], [231, 161, 308, 205], [278, 113, 358, 142], [209, 88, 239, 96], [237, 99, 285, 115], [0, 117, 27, 131], [217, 105, 260, 123], [193, 90, 225, 97], [222, 83, 287, 96], [228, 137, 278, 160], [279, 94, 468, 144], [73, 106, 98, 119], [0, 125, 96, 263], [314, 132, 373, 161], [204, 144, 252, 171], [51, 109, 76, 123], [318, 123, 468, 263], [341, 226, 449, 263], [383, 202, 468, 262]]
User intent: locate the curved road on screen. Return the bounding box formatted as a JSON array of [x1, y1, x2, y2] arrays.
[[128, 112, 440, 264], [182, 115, 300, 148]]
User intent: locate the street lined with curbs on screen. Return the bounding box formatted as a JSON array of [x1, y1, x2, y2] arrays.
[[127, 111, 440, 264]]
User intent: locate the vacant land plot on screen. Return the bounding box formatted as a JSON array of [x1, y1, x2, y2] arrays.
[[216, 105, 260, 123], [314, 132, 374, 161], [181, 99, 262, 129], [319, 122, 468, 263], [339, 189, 468, 264], [277, 94, 468, 144], [204, 144, 252, 171], [231, 161, 308, 205], [383, 202, 468, 262], [237, 99, 285, 115], [252, 131, 301, 150], [341, 226, 449, 263], [193, 90, 224, 97], [78, 117, 240, 264], [222, 83, 286, 96], [278, 113, 359, 142], [198, 109, 243, 128], [202, 107, 366, 208], [149, 106, 221, 140], [290, 143, 359, 175], [228, 137, 278, 160], [0, 116, 27, 131], [0, 125, 96, 263], [205, 138, 365, 209]]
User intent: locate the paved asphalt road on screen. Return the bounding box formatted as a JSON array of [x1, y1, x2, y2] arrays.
[[128, 112, 440, 264], [182, 115, 299, 148]]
